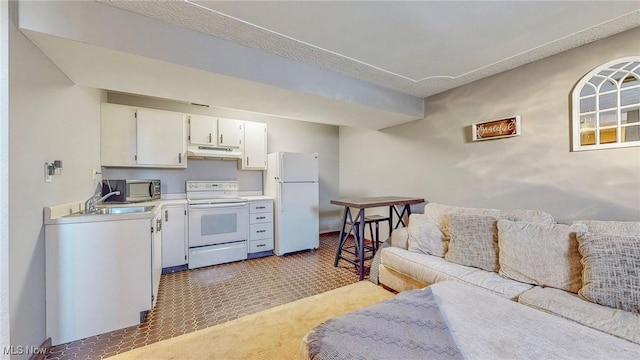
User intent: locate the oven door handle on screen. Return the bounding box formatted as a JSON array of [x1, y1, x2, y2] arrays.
[[189, 203, 247, 209]]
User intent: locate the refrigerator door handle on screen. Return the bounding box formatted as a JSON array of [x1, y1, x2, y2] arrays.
[[278, 182, 284, 212], [279, 153, 284, 182]]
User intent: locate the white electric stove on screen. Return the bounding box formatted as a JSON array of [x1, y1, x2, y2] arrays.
[[186, 181, 248, 269]]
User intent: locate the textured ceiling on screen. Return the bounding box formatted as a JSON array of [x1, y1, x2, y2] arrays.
[[97, 0, 640, 98]]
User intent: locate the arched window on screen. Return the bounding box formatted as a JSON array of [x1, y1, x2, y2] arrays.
[[572, 57, 640, 151]]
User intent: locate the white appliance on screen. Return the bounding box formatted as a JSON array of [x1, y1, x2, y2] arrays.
[[186, 181, 248, 269], [264, 152, 320, 256]]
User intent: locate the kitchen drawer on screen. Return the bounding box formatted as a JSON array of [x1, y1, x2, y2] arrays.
[[250, 212, 273, 224], [249, 238, 273, 253], [249, 222, 273, 240], [250, 201, 272, 213]]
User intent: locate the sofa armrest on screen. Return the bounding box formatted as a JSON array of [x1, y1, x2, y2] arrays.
[[390, 228, 410, 249]]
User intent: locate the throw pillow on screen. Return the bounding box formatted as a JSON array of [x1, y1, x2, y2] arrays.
[[444, 214, 500, 272], [407, 213, 447, 257], [497, 220, 588, 293], [577, 232, 640, 314], [407, 203, 501, 257]]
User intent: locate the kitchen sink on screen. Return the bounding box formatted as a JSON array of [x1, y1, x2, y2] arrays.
[[64, 206, 155, 217], [94, 206, 155, 214]]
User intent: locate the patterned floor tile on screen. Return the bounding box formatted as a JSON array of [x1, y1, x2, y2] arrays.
[[45, 233, 367, 359]]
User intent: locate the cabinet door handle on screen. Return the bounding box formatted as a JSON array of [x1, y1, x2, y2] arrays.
[[178, 153, 182, 163], [257, 230, 266, 233], [256, 206, 265, 209], [257, 244, 266, 248], [220, 134, 223, 143], [256, 216, 266, 220], [165, 210, 169, 222], [208, 133, 212, 143], [246, 156, 249, 166]]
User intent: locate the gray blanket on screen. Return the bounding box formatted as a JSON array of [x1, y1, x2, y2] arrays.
[[303, 282, 640, 359], [305, 287, 463, 360]]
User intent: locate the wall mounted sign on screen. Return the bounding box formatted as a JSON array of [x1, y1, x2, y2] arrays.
[[472, 116, 521, 141]]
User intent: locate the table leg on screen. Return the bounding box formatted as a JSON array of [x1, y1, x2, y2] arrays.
[[398, 204, 412, 226], [388, 206, 394, 235], [334, 206, 349, 267], [391, 205, 411, 229], [356, 208, 366, 281]]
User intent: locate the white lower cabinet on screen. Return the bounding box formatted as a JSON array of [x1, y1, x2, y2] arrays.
[[161, 203, 188, 270], [45, 217, 159, 346], [247, 199, 274, 257], [151, 213, 162, 308]]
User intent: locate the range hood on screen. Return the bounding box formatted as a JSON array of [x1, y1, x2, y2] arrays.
[[187, 145, 242, 159]]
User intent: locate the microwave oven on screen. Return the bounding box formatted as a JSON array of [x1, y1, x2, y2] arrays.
[[102, 179, 161, 203]]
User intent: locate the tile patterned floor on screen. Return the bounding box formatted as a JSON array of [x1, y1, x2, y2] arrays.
[[46, 233, 366, 360]]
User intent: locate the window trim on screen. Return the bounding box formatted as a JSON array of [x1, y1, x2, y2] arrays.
[[571, 56, 640, 151]]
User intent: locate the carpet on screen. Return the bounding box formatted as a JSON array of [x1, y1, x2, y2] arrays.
[[106, 281, 394, 360]]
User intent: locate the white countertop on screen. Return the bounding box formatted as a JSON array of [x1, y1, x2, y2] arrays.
[[45, 200, 164, 225], [242, 195, 274, 201], [44, 195, 273, 225]]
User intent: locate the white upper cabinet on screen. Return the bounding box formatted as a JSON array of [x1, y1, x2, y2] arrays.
[[137, 108, 187, 167], [101, 103, 187, 168], [241, 121, 268, 170], [217, 118, 243, 148], [189, 114, 217, 146], [102, 103, 267, 169], [189, 115, 243, 149], [101, 103, 137, 167]]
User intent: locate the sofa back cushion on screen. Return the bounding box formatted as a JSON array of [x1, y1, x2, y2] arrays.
[[577, 232, 640, 314], [572, 220, 640, 237], [407, 203, 555, 258], [407, 203, 501, 257], [444, 214, 501, 272], [407, 213, 447, 256], [497, 220, 588, 293], [499, 209, 555, 224]]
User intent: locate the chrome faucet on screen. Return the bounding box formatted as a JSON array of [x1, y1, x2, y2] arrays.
[[84, 191, 121, 213]]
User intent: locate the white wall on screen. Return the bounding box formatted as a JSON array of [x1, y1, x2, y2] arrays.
[[8, 6, 103, 357], [105, 93, 341, 232], [1, 1, 10, 358], [340, 27, 640, 229]]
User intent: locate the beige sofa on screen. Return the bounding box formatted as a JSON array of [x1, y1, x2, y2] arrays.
[[377, 202, 640, 345]]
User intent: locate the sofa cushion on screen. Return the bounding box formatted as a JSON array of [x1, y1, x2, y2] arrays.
[[407, 203, 501, 257], [381, 246, 532, 299], [444, 214, 500, 272], [497, 220, 588, 293], [407, 203, 555, 258], [518, 286, 640, 344], [406, 213, 446, 256], [428, 282, 640, 360], [389, 227, 410, 249], [498, 208, 555, 224], [577, 232, 640, 314], [572, 219, 640, 236]]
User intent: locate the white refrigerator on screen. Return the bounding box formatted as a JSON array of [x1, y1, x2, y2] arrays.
[[264, 152, 320, 256]]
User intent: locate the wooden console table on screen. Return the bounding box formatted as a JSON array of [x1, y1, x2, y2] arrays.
[[330, 196, 424, 280]]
